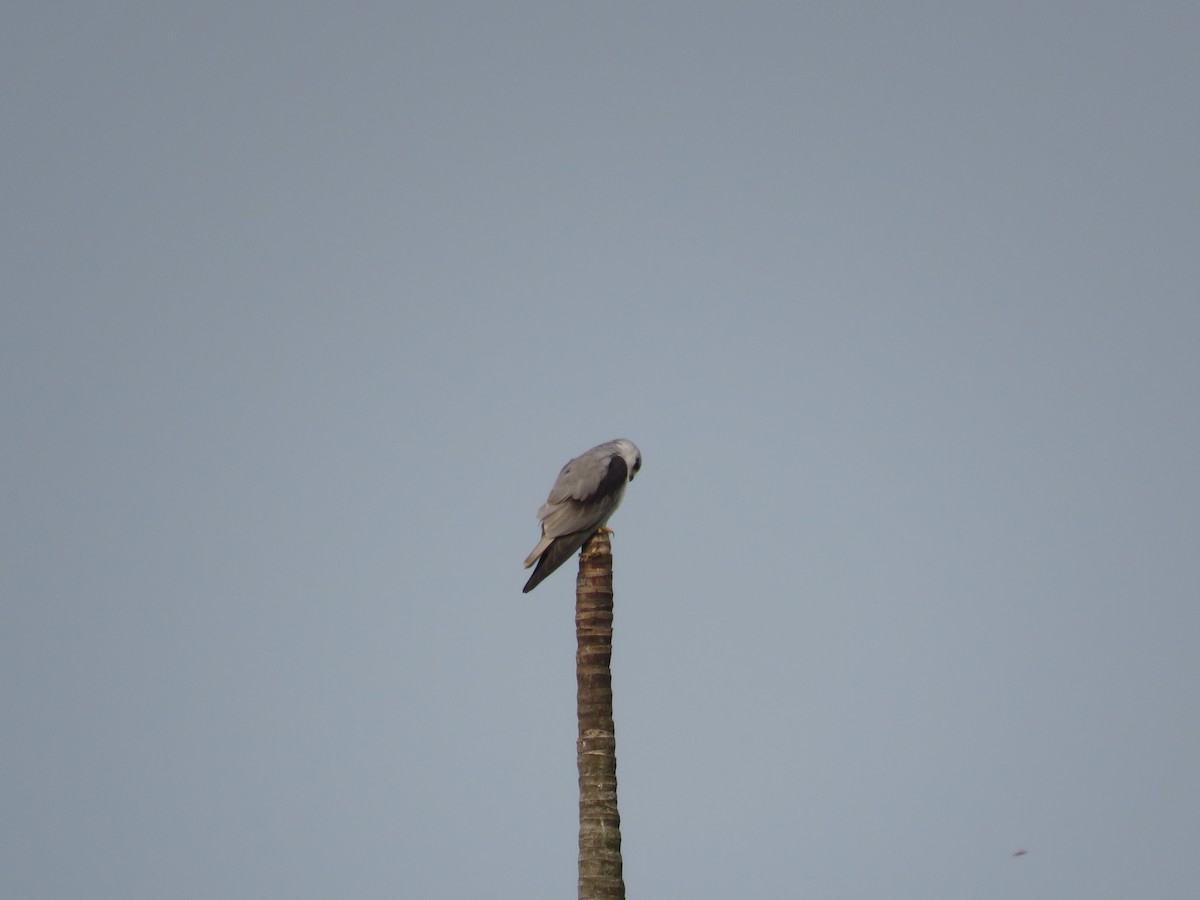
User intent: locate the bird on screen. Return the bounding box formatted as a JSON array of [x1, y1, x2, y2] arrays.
[[522, 439, 642, 593]]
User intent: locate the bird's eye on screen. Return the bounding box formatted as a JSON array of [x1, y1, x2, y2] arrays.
[[632, 457, 641, 473]]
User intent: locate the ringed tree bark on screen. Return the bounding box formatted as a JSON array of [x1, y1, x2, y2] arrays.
[[575, 531, 625, 900]]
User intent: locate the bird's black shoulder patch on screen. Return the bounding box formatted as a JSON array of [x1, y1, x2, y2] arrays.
[[581, 454, 628, 504]]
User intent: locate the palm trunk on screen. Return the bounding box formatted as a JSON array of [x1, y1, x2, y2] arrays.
[[575, 531, 625, 900]]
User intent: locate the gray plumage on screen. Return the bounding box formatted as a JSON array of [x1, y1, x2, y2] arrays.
[[522, 439, 642, 593]]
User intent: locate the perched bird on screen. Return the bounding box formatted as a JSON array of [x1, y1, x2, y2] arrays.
[[522, 439, 642, 593]]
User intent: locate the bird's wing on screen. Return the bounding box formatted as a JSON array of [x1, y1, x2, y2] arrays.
[[537, 455, 627, 541], [538, 491, 620, 542], [546, 449, 628, 507]]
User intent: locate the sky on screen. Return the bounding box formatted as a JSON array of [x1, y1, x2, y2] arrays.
[[3, 2, 1199, 898]]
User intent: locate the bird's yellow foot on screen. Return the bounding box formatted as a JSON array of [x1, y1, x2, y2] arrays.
[[596, 526, 615, 534]]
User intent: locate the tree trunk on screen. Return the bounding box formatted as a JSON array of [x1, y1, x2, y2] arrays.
[[576, 531, 625, 900]]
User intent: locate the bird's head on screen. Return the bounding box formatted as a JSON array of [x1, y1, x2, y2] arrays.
[[612, 439, 642, 482]]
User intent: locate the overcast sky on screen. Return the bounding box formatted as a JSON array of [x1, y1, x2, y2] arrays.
[[4, 3, 1199, 898]]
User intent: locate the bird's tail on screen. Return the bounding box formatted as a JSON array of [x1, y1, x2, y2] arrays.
[[523, 534, 554, 569], [522, 532, 591, 593]]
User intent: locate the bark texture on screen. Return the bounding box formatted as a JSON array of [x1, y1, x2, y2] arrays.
[[576, 531, 625, 900]]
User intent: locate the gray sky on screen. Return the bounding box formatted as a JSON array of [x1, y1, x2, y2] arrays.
[[4, 3, 1199, 898]]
